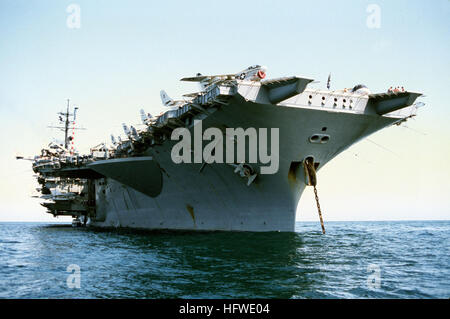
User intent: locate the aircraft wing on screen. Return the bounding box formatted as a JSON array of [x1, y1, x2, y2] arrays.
[[180, 74, 235, 82], [180, 76, 210, 82], [182, 92, 202, 98]]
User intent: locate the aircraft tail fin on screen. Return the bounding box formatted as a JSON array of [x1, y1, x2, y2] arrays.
[[160, 90, 173, 107], [140, 109, 148, 124], [122, 123, 131, 137]]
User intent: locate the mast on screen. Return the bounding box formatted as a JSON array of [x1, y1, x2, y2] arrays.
[[48, 99, 85, 153], [64, 99, 70, 149]]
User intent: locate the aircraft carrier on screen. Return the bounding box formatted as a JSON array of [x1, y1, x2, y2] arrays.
[[21, 65, 423, 232]]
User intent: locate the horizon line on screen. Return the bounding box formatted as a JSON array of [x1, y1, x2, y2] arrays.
[[0, 219, 449, 223]]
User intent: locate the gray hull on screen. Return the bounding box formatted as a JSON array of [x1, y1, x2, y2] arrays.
[[31, 77, 420, 232], [90, 94, 402, 232]]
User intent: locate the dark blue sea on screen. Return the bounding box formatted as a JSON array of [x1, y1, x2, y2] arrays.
[[0, 221, 448, 299]]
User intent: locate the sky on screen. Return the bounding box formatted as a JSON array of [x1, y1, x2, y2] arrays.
[[0, 0, 449, 222]]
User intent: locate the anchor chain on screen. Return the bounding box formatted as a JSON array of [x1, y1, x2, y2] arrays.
[[304, 159, 326, 234], [313, 185, 326, 234]]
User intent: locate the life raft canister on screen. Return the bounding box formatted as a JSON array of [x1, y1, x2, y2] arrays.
[[257, 70, 266, 79]]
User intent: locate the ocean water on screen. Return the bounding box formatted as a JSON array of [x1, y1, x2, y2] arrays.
[[0, 221, 448, 299]]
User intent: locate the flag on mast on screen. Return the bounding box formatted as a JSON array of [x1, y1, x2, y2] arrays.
[[327, 73, 331, 90]]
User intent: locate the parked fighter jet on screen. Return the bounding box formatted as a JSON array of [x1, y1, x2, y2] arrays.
[[160, 90, 186, 108], [180, 65, 267, 91]]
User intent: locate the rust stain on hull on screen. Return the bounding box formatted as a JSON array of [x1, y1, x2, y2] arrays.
[[186, 204, 196, 226], [288, 161, 302, 186]]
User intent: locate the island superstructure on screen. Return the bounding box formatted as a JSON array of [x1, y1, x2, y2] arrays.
[[21, 65, 423, 232]]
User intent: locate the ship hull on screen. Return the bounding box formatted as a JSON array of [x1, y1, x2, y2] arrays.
[[89, 96, 397, 232]]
